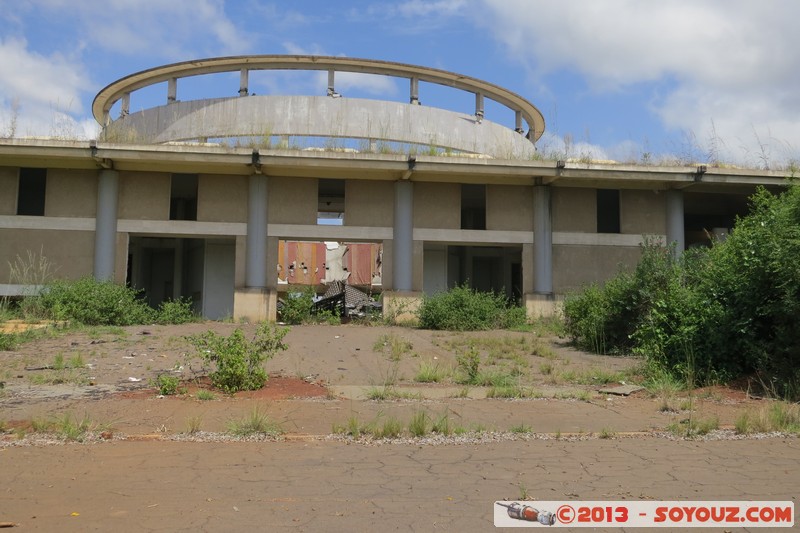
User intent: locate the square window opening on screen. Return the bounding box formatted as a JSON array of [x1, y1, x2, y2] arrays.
[[596, 189, 620, 233], [17, 168, 47, 216], [318, 178, 345, 225], [461, 184, 486, 230], [170, 174, 198, 221]]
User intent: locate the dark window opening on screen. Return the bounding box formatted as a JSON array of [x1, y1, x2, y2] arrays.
[[461, 184, 486, 230], [17, 168, 46, 216], [596, 189, 620, 233], [170, 174, 198, 221], [318, 178, 345, 225]]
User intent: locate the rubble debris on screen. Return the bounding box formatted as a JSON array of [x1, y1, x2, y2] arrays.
[[312, 281, 382, 319]]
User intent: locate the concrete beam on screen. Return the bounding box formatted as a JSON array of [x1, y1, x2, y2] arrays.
[[92, 55, 546, 140], [105, 96, 538, 160]]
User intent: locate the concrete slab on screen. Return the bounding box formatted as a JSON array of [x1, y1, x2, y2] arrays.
[[598, 384, 644, 396]]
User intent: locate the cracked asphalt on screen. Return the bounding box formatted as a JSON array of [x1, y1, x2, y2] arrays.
[[3, 437, 798, 531]]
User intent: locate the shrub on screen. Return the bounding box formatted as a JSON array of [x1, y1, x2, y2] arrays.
[[153, 374, 182, 395], [563, 181, 800, 399], [455, 344, 480, 383], [156, 297, 197, 325], [417, 284, 526, 331], [29, 277, 154, 325], [0, 332, 20, 351], [22, 279, 196, 327], [189, 323, 288, 393], [278, 288, 315, 324]]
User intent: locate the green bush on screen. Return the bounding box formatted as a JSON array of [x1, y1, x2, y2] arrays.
[[278, 288, 315, 324], [189, 323, 288, 393], [698, 184, 800, 396], [156, 297, 197, 325], [21, 278, 202, 326], [31, 277, 154, 325], [563, 181, 800, 399], [455, 345, 481, 384], [153, 374, 181, 395], [0, 332, 19, 351], [417, 284, 526, 331]]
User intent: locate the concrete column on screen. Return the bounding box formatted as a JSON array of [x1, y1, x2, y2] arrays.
[[327, 70, 335, 96], [246, 174, 268, 288], [167, 78, 177, 103], [239, 69, 249, 96], [533, 185, 552, 294], [393, 180, 414, 291], [410, 77, 420, 105], [121, 93, 130, 117], [666, 189, 685, 255], [94, 169, 119, 281], [475, 93, 484, 122]]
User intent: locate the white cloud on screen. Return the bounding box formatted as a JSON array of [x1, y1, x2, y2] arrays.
[[331, 72, 398, 97], [477, 0, 800, 165], [0, 37, 92, 138], [1, 0, 253, 136], [360, 0, 469, 31], [536, 131, 609, 162], [395, 0, 467, 17], [27, 0, 250, 59]]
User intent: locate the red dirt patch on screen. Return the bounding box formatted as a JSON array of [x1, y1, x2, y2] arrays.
[[234, 376, 329, 400]]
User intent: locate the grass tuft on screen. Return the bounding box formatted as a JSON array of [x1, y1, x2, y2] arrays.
[[227, 407, 282, 437]]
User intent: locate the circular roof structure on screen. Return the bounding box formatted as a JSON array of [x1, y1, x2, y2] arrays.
[[94, 55, 545, 159]]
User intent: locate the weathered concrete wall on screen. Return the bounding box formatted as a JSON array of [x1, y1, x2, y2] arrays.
[[381, 239, 393, 291], [109, 96, 537, 159], [268, 176, 316, 225], [552, 187, 596, 233], [423, 245, 448, 295], [486, 185, 533, 231], [115, 233, 128, 284], [0, 167, 18, 215], [45, 169, 97, 218], [234, 235, 246, 288], [197, 174, 247, 223], [119, 171, 170, 220], [345, 180, 394, 227], [414, 182, 459, 228], [412, 240, 424, 292], [552, 245, 642, 292], [0, 228, 94, 281], [621, 189, 666, 234], [203, 240, 235, 320]]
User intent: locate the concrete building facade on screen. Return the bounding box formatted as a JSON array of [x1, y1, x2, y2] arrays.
[[0, 56, 787, 321]]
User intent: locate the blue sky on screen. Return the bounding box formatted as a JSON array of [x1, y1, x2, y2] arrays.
[[2, 0, 799, 168]]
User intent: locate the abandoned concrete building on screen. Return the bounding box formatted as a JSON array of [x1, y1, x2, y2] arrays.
[[0, 56, 787, 321]]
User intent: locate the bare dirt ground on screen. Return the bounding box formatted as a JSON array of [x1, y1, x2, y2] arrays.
[[1, 322, 798, 531]]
